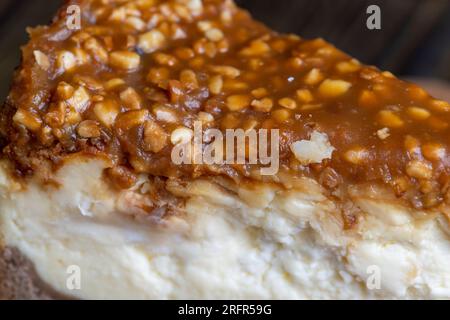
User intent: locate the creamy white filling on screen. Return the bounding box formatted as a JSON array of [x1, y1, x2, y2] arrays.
[[0, 157, 449, 299]]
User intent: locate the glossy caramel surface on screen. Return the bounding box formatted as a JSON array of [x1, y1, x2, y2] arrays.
[[1, 0, 449, 209]]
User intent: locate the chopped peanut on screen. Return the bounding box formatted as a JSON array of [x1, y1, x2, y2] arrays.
[[376, 127, 390, 140], [56, 51, 77, 72], [422, 143, 446, 161], [296, 89, 314, 103], [251, 87, 268, 99], [205, 28, 224, 42], [209, 65, 240, 78], [171, 127, 194, 145], [115, 110, 149, 131], [407, 107, 430, 120], [377, 110, 404, 128], [33, 50, 50, 70], [109, 51, 141, 70], [77, 120, 101, 138], [272, 109, 291, 123], [251, 98, 273, 113], [93, 99, 119, 127], [226, 94, 251, 111], [318, 79, 352, 97], [406, 160, 433, 180], [304, 68, 324, 85], [138, 30, 166, 53], [67, 86, 90, 113], [144, 120, 168, 153], [13, 109, 42, 131], [208, 75, 223, 95], [279, 97, 297, 110], [120, 87, 142, 110], [343, 147, 369, 165]]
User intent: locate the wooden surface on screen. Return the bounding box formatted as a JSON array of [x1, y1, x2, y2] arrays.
[[0, 0, 449, 102]]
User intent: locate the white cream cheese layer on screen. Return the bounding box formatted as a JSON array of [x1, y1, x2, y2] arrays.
[[0, 157, 449, 299]]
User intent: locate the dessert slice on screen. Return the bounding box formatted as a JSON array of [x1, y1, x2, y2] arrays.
[[1, 0, 450, 299]]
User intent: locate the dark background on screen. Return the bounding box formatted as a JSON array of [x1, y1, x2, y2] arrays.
[[0, 0, 449, 101]]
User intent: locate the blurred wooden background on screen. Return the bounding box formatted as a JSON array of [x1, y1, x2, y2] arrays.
[[0, 0, 449, 101]]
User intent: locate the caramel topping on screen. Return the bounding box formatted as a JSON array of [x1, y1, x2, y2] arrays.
[[1, 0, 449, 210]]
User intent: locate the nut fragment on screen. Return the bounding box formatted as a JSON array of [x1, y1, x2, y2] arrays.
[[240, 40, 271, 56], [73, 48, 90, 65], [208, 75, 223, 95], [175, 47, 195, 60], [56, 50, 77, 72], [290, 131, 335, 165], [430, 100, 449, 113], [377, 110, 404, 128], [404, 135, 421, 154], [251, 87, 268, 98], [358, 90, 378, 108], [406, 107, 430, 120], [198, 111, 214, 123], [318, 79, 352, 98], [154, 53, 178, 66], [272, 109, 291, 123], [44, 102, 66, 128], [115, 110, 149, 131], [303, 68, 324, 85], [205, 28, 224, 42], [279, 97, 297, 110], [13, 109, 42, 131], [56, 82, 75, 100], [296, 89, 314, 103], [406, 160, 433, 179], [147, 67, 170, 86], [93, 99, 119, 127], [84, 37, 109, 63], [143, 120, 168, 153], [105, 78, 126, 90], [179, 69, 198, 88], [126, 16, 145, 31], [223, 80, 248, 91], [120, 87, 142, 110], [109, 51, 141, 70], [197, 20, 212, 31], [226, 94, 251, 111], [33, 50, 50, 70], [138, 30, 166, 53], [77, 120, 101, 138], [376, 127, 390, 140], [67, 86, 90, 113], [422, 143, 446, 161], [74, 75, 103, 91], [171, 127, 194, 145], [251, 98, 273, 112], [343, 147, 369, 165], [209, 65, 240, 78], [336, 59, 360, 73], [153, 104, 178, 123]]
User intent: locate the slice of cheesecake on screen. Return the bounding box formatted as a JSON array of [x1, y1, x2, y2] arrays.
[[1, 0, 450, 299]]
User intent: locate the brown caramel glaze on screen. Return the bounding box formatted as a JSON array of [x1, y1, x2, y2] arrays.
[[1, 0, 449, 210]]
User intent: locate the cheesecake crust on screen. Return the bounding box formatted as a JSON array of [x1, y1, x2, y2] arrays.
[[0, 246, 68, 300], [0, 0, 449, 211]]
